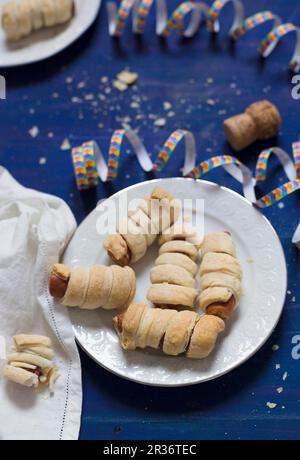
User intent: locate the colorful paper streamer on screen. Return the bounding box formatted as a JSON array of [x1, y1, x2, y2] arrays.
[[72, 129, 300, 249], [71, 128, 196, 187], [259, 23, 300, 73], [106, 0, 300, 73]]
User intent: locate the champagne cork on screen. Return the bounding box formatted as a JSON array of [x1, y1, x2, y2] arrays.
[[223, 100, 281, 151]]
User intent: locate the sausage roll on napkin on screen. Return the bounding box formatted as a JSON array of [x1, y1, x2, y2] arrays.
[[3, 334, 57, 389]]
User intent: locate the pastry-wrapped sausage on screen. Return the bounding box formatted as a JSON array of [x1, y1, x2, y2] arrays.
[[198, 232, 242, 320], [104, 186, 179, 266], [114, 303, 225, 359], [186, 315, 225, 359], [1, 0, 74, 42], [49, 263, 136, 310], [158, 221, 203, 247], [147, 223, 200, 309], [199, 231, 236, 258], [3, 334, 57, 389]]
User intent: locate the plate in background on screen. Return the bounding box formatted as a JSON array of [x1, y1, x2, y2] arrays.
[[0, 0, 102, 67], [63, 178, 287, 386]]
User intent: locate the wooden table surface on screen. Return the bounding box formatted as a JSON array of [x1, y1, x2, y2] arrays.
[[0, 0, 299, 440]]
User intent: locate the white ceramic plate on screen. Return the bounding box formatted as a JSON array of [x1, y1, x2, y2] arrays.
[[63, 178, 287, 387], [0, 0, 101, 67]]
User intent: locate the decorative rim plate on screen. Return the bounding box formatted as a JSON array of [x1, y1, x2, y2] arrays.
[[0, 0, 101, 67], [63, 178, 287, 387]]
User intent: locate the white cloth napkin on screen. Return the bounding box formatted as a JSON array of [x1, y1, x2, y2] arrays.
[[0, 167, 82, 440]]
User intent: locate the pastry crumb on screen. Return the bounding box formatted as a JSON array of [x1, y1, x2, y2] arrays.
[[117, 70, 138, 86], [61, 138, 71, 150], [282, 371, 288, 381], [163, 101, 172, 111], [154, 118, 166, 128], [113, 80, 128, 92], [39, 157, 47, 165], [130, 101, 140, 109], [272, 344, 279, 352], [206, 98, 216, 106], [71, 97, 82, 104], [29, 126, 39, 138], [276, 387, 283, 394], [266, 402, 277, 409], [275, 364, 280, 369]]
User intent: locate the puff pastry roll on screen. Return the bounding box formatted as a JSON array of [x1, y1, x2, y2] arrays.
[[3, 334, 58, 389], [49, 263, 136, 310], [114, 303, 225, 359], [147, 223, 200, 309], [2, 0, 74, 42], [104, 186, 179, 266], [198, 232, 242, 320], [158, 221, 203, 248], [200, 231, 236, 258]]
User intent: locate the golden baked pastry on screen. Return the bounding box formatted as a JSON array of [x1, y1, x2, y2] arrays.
[[2, 0, 74, 42], [3, 334, 57, 389], [198, 232, 242, 320], [114, 303, 225, 359], [147, 223, 200, 309], [49, 263, 136, 310], [104, 186, 179, 266]]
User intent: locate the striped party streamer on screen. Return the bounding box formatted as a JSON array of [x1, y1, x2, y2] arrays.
[[259, 23, 300, 73], [72, 143, 99, 191], [71, 128, 196, 188], [107, 0, 208, 37], [106, 0, 300, 73], [206, 0, 244, 34], [72, 129, 300, 248], [163, 1, 209, 38], [106, 0, 135, 36], [255, 146, 297, 183], [189, 144, 300, 248], [231, 10, 281, 43]]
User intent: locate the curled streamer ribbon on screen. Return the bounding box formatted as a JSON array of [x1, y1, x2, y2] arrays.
[[106, 0, 300, 72], [71, 128, 196, 188], [72, 131, 300, 249]]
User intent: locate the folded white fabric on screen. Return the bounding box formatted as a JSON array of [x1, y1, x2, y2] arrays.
[[0, 167, 82, 440]]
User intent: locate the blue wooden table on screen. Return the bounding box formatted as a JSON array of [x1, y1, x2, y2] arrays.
[[0, 0, 299, 440]]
